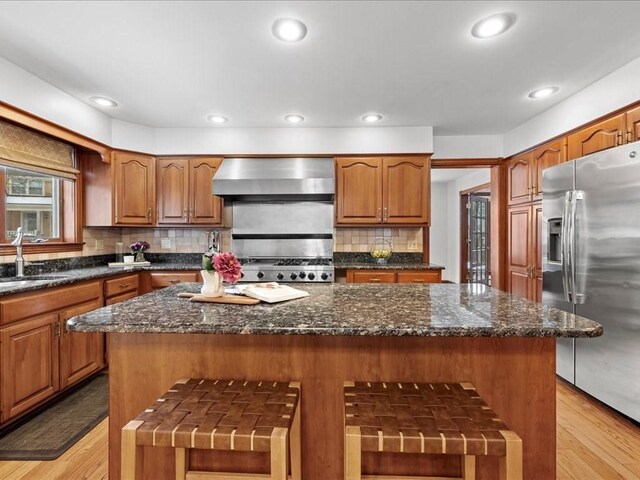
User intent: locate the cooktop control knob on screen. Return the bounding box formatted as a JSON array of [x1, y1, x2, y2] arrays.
[[257, 271, 265, 279], [299, 272, 306, 279], [307, 272, 316, 280], [290, 273, 297, 280], [321, 273, 329, 280], [277, 272, 284, 280]]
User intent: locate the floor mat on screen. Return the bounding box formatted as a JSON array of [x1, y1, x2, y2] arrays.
[[0, 374, 108, 460]]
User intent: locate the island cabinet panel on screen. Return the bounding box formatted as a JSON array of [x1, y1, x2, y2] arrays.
[[568, 113, 626, 160], [0, 314, 60, 422], [383, 156, 430, 224], [157, 157, 223, 225], [59, 298, 105, 389], [156, 157, 190, 224], [107, 334, 556, 480], [113, 151, 156, 225], [336, 156, 430, 225], [335, 157, 383, 224]]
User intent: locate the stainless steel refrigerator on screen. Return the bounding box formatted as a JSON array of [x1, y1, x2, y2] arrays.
[[543, 140, 640, 423]]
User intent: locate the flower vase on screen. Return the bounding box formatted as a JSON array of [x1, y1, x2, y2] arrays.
[[135, 251, 145, 262], [200, 270, 224, 297]]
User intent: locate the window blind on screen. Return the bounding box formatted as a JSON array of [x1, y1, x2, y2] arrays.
[[0, 120, 77, 180]]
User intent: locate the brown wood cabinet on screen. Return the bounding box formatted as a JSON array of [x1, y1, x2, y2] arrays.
[[156, 157, 223, 225], [346, 269, 441, 284], [506, 203, 541, 301], [507, 138, 566, 206], [0, 314, 60, 422], [568, 113, 626, 160], [625, 105, 640, 143], [335, 156, 430, 225], [113, 152, 156, 225], [0, 280, 104, 424]]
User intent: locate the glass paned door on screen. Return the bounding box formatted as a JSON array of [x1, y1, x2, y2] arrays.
[[467, 194, 491, 285]]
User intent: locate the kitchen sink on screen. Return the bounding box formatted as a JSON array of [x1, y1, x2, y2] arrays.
[[0, 274, 71, 288]]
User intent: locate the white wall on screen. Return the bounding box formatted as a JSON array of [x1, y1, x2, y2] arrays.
[[504, 56, 640, 156], [432, 135, 503, 159], [0, 57, 112, 144], [429, 169, 491, 282], [429, 182, 448, 269], [149, 126, 433, 155]]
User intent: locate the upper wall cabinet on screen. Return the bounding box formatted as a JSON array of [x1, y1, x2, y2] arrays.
[[625, 105, 640, 143], [507, 138, 566, 206], [113, 152, 156, 225], [335, 156, 430, 225], [156, 157, 223, 225], [567, 113, 626, 160]]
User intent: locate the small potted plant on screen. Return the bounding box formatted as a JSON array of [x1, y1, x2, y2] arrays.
[[129, 241, 150, 262], [201, 251, 242, 297]]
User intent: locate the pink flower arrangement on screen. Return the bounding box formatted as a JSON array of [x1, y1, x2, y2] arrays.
[[202, 251, 242, 283]]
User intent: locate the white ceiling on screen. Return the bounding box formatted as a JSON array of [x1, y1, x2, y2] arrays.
[[1, 1, 640, 134]]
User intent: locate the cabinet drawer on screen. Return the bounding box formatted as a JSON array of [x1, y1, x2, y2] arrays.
[[396, 271, 441, 284], [0, 281, 102, 325], [104, 274, 139, 298], [348, 271, 396, 284], [150, 272, 200, 289]]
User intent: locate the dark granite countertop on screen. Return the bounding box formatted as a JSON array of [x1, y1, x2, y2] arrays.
[[0, 263, 201, 297], [334, 262, 444, 270], [67, 283, 602, 338]]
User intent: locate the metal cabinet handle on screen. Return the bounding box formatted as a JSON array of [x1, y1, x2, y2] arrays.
[[369, 278, 381, 282], [147, 208, 152, 221], [183, 209, 188, 219], [627, 128, 633, 143], [377, 207, 382, 222], [120, 283, 131, 288], [383, 206, 388, 221], [169, 279, 180, 283], [412, 279, 425, 283]]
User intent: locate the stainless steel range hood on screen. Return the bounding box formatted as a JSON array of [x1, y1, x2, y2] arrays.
[[212, 157, 335, 200]]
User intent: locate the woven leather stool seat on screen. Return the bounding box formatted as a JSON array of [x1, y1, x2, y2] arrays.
[[122, 378, 301, 480], [343, 381, 522, 480]]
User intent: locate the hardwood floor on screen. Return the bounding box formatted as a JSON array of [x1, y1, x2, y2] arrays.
[[0, 380, 638, 479]]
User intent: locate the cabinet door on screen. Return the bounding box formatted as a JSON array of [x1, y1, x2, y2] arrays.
[[626, 106, 640, 143], [59, 299, 105, 389], [507, 152, 532, 206], [533, 203, 543, 303], [114, 152, 155, 225], [157, 157, 189, 224], [1, 314, 59, 422], [382, 156, 430, 224], [335, 157, 383, 224], [507, 204, 532, 299], [347, 271, 396, 283], [190, 157, 223, 225], [532, 138, 566, 201], [567, 113, 626, 160]]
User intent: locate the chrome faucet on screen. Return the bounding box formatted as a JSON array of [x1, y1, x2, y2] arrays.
[[208, 230, 222, 254], [11, 227, 25, 277]]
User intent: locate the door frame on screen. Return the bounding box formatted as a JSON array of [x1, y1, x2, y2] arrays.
[[460, 183, 491, 284]]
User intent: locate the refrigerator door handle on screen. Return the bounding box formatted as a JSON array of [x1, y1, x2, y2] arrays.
[[572, 190, 585, 304], [561, 190, 574, 303]]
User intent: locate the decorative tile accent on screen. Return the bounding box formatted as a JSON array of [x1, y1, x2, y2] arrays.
[[334, 227, 423, 253]]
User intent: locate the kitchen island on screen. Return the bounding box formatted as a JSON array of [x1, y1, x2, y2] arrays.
[[68, 283, 602, 480]]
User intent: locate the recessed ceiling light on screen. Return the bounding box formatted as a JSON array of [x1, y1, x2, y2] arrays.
[[207, 115, 228, 124], [471, 13, 516, 38], [528, 86, 559, 99], [284, 114, 305, 124], [272, 18, 307, 42], [362, 114, 383, 123], [90, 96, 117, 107]]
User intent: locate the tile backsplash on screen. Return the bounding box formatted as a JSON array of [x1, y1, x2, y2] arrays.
[[334, 227, 423, 253]]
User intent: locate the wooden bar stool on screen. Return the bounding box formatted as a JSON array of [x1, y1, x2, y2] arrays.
[[344, 381, 522, 480], [122, 378, 301, 480]]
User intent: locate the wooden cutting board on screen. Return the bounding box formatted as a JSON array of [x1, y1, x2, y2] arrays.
[[178, 292, 260, 305]]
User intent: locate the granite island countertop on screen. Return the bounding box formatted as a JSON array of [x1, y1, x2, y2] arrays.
[[67, 283, 602, 338]]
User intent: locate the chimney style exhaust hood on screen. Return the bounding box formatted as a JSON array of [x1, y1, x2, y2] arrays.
[[212, 157, 335, 201]]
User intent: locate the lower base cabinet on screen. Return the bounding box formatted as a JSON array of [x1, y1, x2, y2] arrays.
[[346, 269, 442, 283]]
